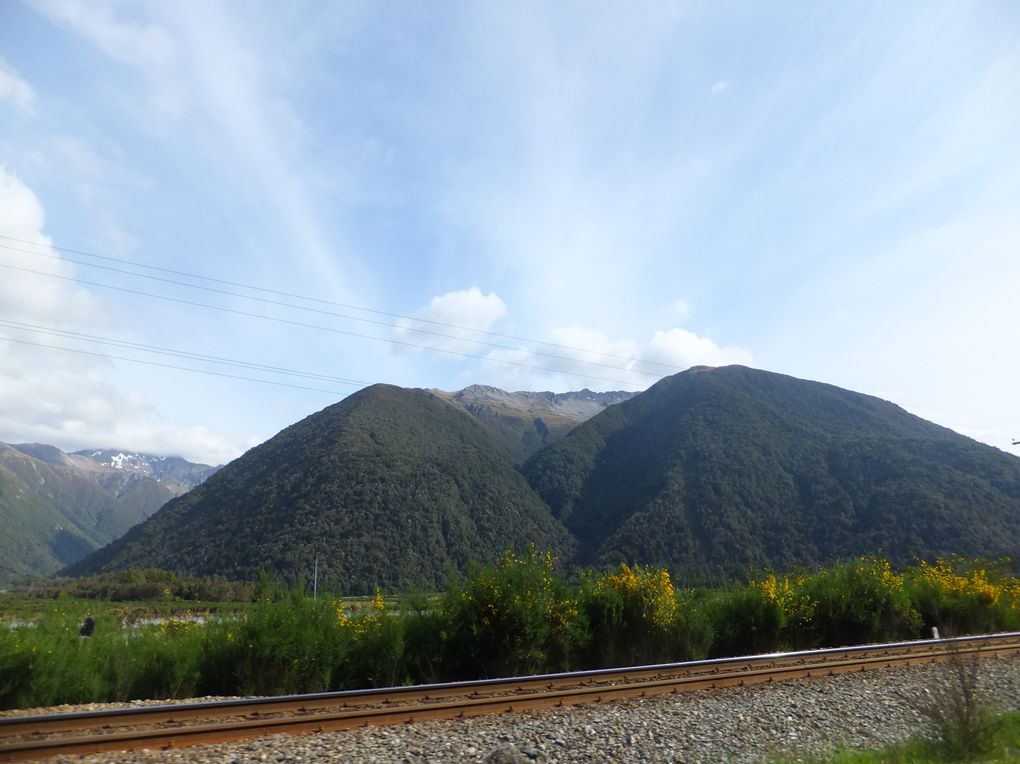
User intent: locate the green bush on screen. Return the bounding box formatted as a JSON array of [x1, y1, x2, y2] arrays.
[[905, 558, 1020, 637], [706, 584, 786, 657], [579, 563, 678, 666], [439, 548, 587, 678], [797, 558, 920, 647]]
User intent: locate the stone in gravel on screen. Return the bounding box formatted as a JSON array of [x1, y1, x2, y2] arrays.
[[484, 745, 530, 764]]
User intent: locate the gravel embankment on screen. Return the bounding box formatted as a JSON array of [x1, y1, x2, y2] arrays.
[[37, 654, 1020, 763]]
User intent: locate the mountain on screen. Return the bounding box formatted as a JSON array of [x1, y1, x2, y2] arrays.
[[433, 385, 636, 463], [67, 367, 1020, 590], [0, 443, 218, 583], [11, 445, 219, 517], [66, 385, 574, 592], [522, 365, 1020, 582]]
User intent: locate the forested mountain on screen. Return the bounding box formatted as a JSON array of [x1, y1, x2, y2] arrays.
[[522, 365, 1020, 582], [66, 367, 1020, 590], [67, 385, 574, 592], [0, 443, 219, 583]]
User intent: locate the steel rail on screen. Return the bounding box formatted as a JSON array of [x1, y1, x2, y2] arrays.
[[3, 632, 1019, 762]]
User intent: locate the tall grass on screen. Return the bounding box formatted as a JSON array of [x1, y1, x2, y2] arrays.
[[3, 555, 1020, 710]]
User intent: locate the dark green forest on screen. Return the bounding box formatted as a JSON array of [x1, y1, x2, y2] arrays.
[[67, 367, 1020, 591]]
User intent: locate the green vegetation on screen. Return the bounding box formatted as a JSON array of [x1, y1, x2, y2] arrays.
[[0, 444, 151, 582], [5, 554, 1020, 711], [773, 712, 1020, 763], [57, 367, 1020, 591], [15, 568, 255, 603], [67, 385, 574, 592], [523, 365, 1020, 581]]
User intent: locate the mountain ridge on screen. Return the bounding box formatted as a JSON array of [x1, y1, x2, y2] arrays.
[[66, 384, 574, 591], [64, 366, 1020, 588], [0, 443, 219, 582]]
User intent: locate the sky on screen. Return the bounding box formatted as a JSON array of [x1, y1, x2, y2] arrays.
[[0, 0, 1018, 465]]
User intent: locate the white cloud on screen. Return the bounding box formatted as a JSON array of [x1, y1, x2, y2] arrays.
[[0, 57, 35, 117], [0, 168, 244, 464], [0, 168, 100, 323], [646, 328, 753, 369], [710, 80, 729, 96], [395, 287, 507, 354], [477, 323, 753, 392]]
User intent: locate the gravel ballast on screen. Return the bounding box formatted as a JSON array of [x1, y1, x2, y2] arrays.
[[39, 654, 1020, 763]]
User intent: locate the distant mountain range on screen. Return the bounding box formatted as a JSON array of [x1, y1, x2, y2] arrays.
[[0, 444, 218, 582], [66, 367, 1020, 591], [432, 385, 635, 464]]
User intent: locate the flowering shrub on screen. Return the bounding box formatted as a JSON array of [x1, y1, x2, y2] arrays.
[[906, 558, 1020, 636], [440, 547, 586, 678], [2, 555, 1019, 710], [797, 557, 920, 647], [581, 563, 679, 666]]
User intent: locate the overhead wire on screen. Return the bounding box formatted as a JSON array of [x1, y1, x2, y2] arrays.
[[0, 234, 683, 372], [0, 321, 638, 413], [0, 335, 352, 395], [0, 241, 662, 378], [0, 261, 638, 388], [0, 319, 368, 387]]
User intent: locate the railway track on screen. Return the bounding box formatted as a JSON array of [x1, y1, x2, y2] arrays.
[[3, 631, 1019, 762]]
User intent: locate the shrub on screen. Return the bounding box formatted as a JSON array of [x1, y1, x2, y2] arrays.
[[340, 588, 407, 688], [920, 644, 1004, 760], [234, 587, 347, 695], [906, 558, 1020, 637], [706, 583, 786, 658], [439, 548, 587, 678], [797, 558, 920, 648], [580, 563, 678, 666]]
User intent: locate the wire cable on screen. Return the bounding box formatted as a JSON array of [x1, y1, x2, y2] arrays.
[[0, 319, 369, 387], [0, 234, 683, 371], [0, 242, 662, 378], [0, 335, 352, 395], [0, 261, 639, 387]]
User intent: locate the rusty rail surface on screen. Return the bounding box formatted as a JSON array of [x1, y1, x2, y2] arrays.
[[3, 632, 1019, 762]]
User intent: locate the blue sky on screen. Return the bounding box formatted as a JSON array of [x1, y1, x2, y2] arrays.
[[0, 0, 1018, 464]]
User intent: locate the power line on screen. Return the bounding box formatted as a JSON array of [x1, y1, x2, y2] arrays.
[[1, 319, 639, 419], [0, 335, 353, 395], [0, 319, 369, 387], [0, 241, 661, 378], [0, 234, 684, 372], [0, 261, 639, 387]]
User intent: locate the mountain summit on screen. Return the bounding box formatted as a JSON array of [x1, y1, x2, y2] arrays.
[[68, 385, 574, 591], [522, 365, 1020, 581]]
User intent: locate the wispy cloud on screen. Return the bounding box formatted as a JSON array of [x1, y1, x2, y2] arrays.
[[0, 57, 35, 117], [29, 0, 366, 304]]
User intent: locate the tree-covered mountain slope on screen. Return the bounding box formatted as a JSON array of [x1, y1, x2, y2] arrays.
[[522, 365, 1020, 582], [0, 444, 149, 582], [67, 385, 574, 592]]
